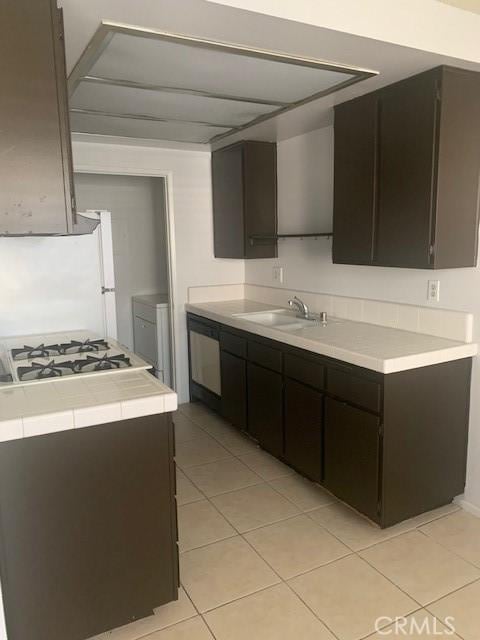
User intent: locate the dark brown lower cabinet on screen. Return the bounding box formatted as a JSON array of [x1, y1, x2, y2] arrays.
[[221, 350, 247, 430], [189, 312, 472, 529], [324, 398, 381, 522], [0, 414, 178, 640], [247, 362, 283, 457], [284, 379, 323, 482]]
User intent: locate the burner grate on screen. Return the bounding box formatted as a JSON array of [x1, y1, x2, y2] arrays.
[[17, 360, 76, 381], [12, 344, 63, 361], [12, 338, 110, 361], [73, 354, 131, 373], [60, 339, 110, 355]]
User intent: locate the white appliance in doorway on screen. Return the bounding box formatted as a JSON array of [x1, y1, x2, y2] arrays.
[[82, 210, 118, 341], [132, 295, 171, 387]]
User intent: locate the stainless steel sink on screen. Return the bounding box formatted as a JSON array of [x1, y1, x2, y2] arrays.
[[233, 310, 316, 331]]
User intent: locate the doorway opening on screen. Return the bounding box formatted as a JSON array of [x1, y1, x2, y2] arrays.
[[74, 173, 176, 389]]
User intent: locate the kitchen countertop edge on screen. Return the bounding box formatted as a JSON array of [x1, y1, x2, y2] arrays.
[[186, 300, 478, 374], [0, 370, 177, 441]]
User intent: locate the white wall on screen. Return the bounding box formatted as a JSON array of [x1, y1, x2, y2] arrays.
[[72, 140, 245, 404], [75, 173, 168, 350], [206, 0, 480, 64], [245, 126, 480, 513]]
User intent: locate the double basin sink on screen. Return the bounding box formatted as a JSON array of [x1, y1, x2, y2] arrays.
[[233, 309, 324, 333]]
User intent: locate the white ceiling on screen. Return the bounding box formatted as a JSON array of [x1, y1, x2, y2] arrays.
[[61, 0, 480, 148], [436, 0, 480, 15]]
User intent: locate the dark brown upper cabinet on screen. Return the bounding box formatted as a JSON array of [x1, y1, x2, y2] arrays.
[[0, 0, 76, 236], [212, 141, 277, 258], [333, 66, 480, 269]]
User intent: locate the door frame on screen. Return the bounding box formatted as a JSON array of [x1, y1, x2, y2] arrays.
[[74, 167, 178, 392]]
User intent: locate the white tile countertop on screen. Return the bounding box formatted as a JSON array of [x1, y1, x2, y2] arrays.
[[0, 370, 177, 443], [186, 299, 477, 373]]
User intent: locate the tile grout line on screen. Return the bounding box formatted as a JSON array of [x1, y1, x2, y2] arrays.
[[177, 406, 476, 639], [416, 522, 480, 571], [424, 575, 480, 609], [176, 410, 344, 635], [177, 409, 341, 516]]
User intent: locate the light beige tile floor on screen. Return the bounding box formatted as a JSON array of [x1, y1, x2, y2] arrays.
[[238, 449, 295, 480], [92, 403, 480, 640], [360, 530, 480, 605], [211, 482, 300, 532], [270, 474, 338, 511], [176, 468, 203, 506], [183, 457, 262, 497], [177, 500, 236, 551]]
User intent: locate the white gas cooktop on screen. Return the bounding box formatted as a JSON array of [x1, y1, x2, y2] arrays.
[[0, 330, 152, 388]]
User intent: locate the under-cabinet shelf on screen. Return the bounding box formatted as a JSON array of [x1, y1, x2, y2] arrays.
[[249, 232, 333, 245]]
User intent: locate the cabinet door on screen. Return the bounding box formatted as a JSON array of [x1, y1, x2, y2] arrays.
[[0, 415, 177, 640], [333, 93, 378, 264], [212, 144, 245, 258], [243, 142, 277, 259], [324, 398, 380, 521], [221, 350, 247, 430], [284, 379, 323, 482], [375, 72, 439, 267], [247, 362, 283, 457], [0, 0, 75, 235]]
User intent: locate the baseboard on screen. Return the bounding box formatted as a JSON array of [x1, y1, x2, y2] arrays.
[[455, 496, 480, 518]]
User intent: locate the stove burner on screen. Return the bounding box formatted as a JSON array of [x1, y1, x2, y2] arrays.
[[12, 338, 111, 361], [17, 360, 76, 381], [73, 354, 131, 373], [12, 343, 63, 361], [60, 339, 110, 355]]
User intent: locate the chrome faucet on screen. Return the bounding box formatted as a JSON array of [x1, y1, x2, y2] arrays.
[[288, 296, 310, 319]]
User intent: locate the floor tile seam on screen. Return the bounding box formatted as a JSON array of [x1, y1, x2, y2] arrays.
[[303, 507, 371, 553], [356, 549, 458, 611], [424, 575, 480, 610], [181, 472, 265, 500], [176, 452, 235, 472], [356, 605, 426, 640], [179, 529, 238, 555], [234, 531, 346, 636], [113, 610, 199, 640], [415, 525, 480, 570]]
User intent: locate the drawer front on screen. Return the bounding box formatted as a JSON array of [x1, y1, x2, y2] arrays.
[[188, 317, 219, 340], [134, 316, 158, 365], [284, 353, 325, 391], [327, 367, 381, 413], [133, 301, 156, 324], [220, 330, 247, 359], [248, 340, 282, 373]]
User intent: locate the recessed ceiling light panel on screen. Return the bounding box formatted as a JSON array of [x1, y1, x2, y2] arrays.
[[69, 22, 377, 144]]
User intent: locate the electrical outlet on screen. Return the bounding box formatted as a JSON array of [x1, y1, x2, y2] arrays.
[[427, 279, 440, 302], [273, 266, 283, 284]]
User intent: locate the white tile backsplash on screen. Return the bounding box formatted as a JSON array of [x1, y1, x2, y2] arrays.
[[188, 284, 245, 303], [240, 284, 473, 343]]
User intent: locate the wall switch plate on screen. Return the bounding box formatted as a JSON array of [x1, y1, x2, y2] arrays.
[[427, 279, 440, 302], [273, 266, 283, 284]]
